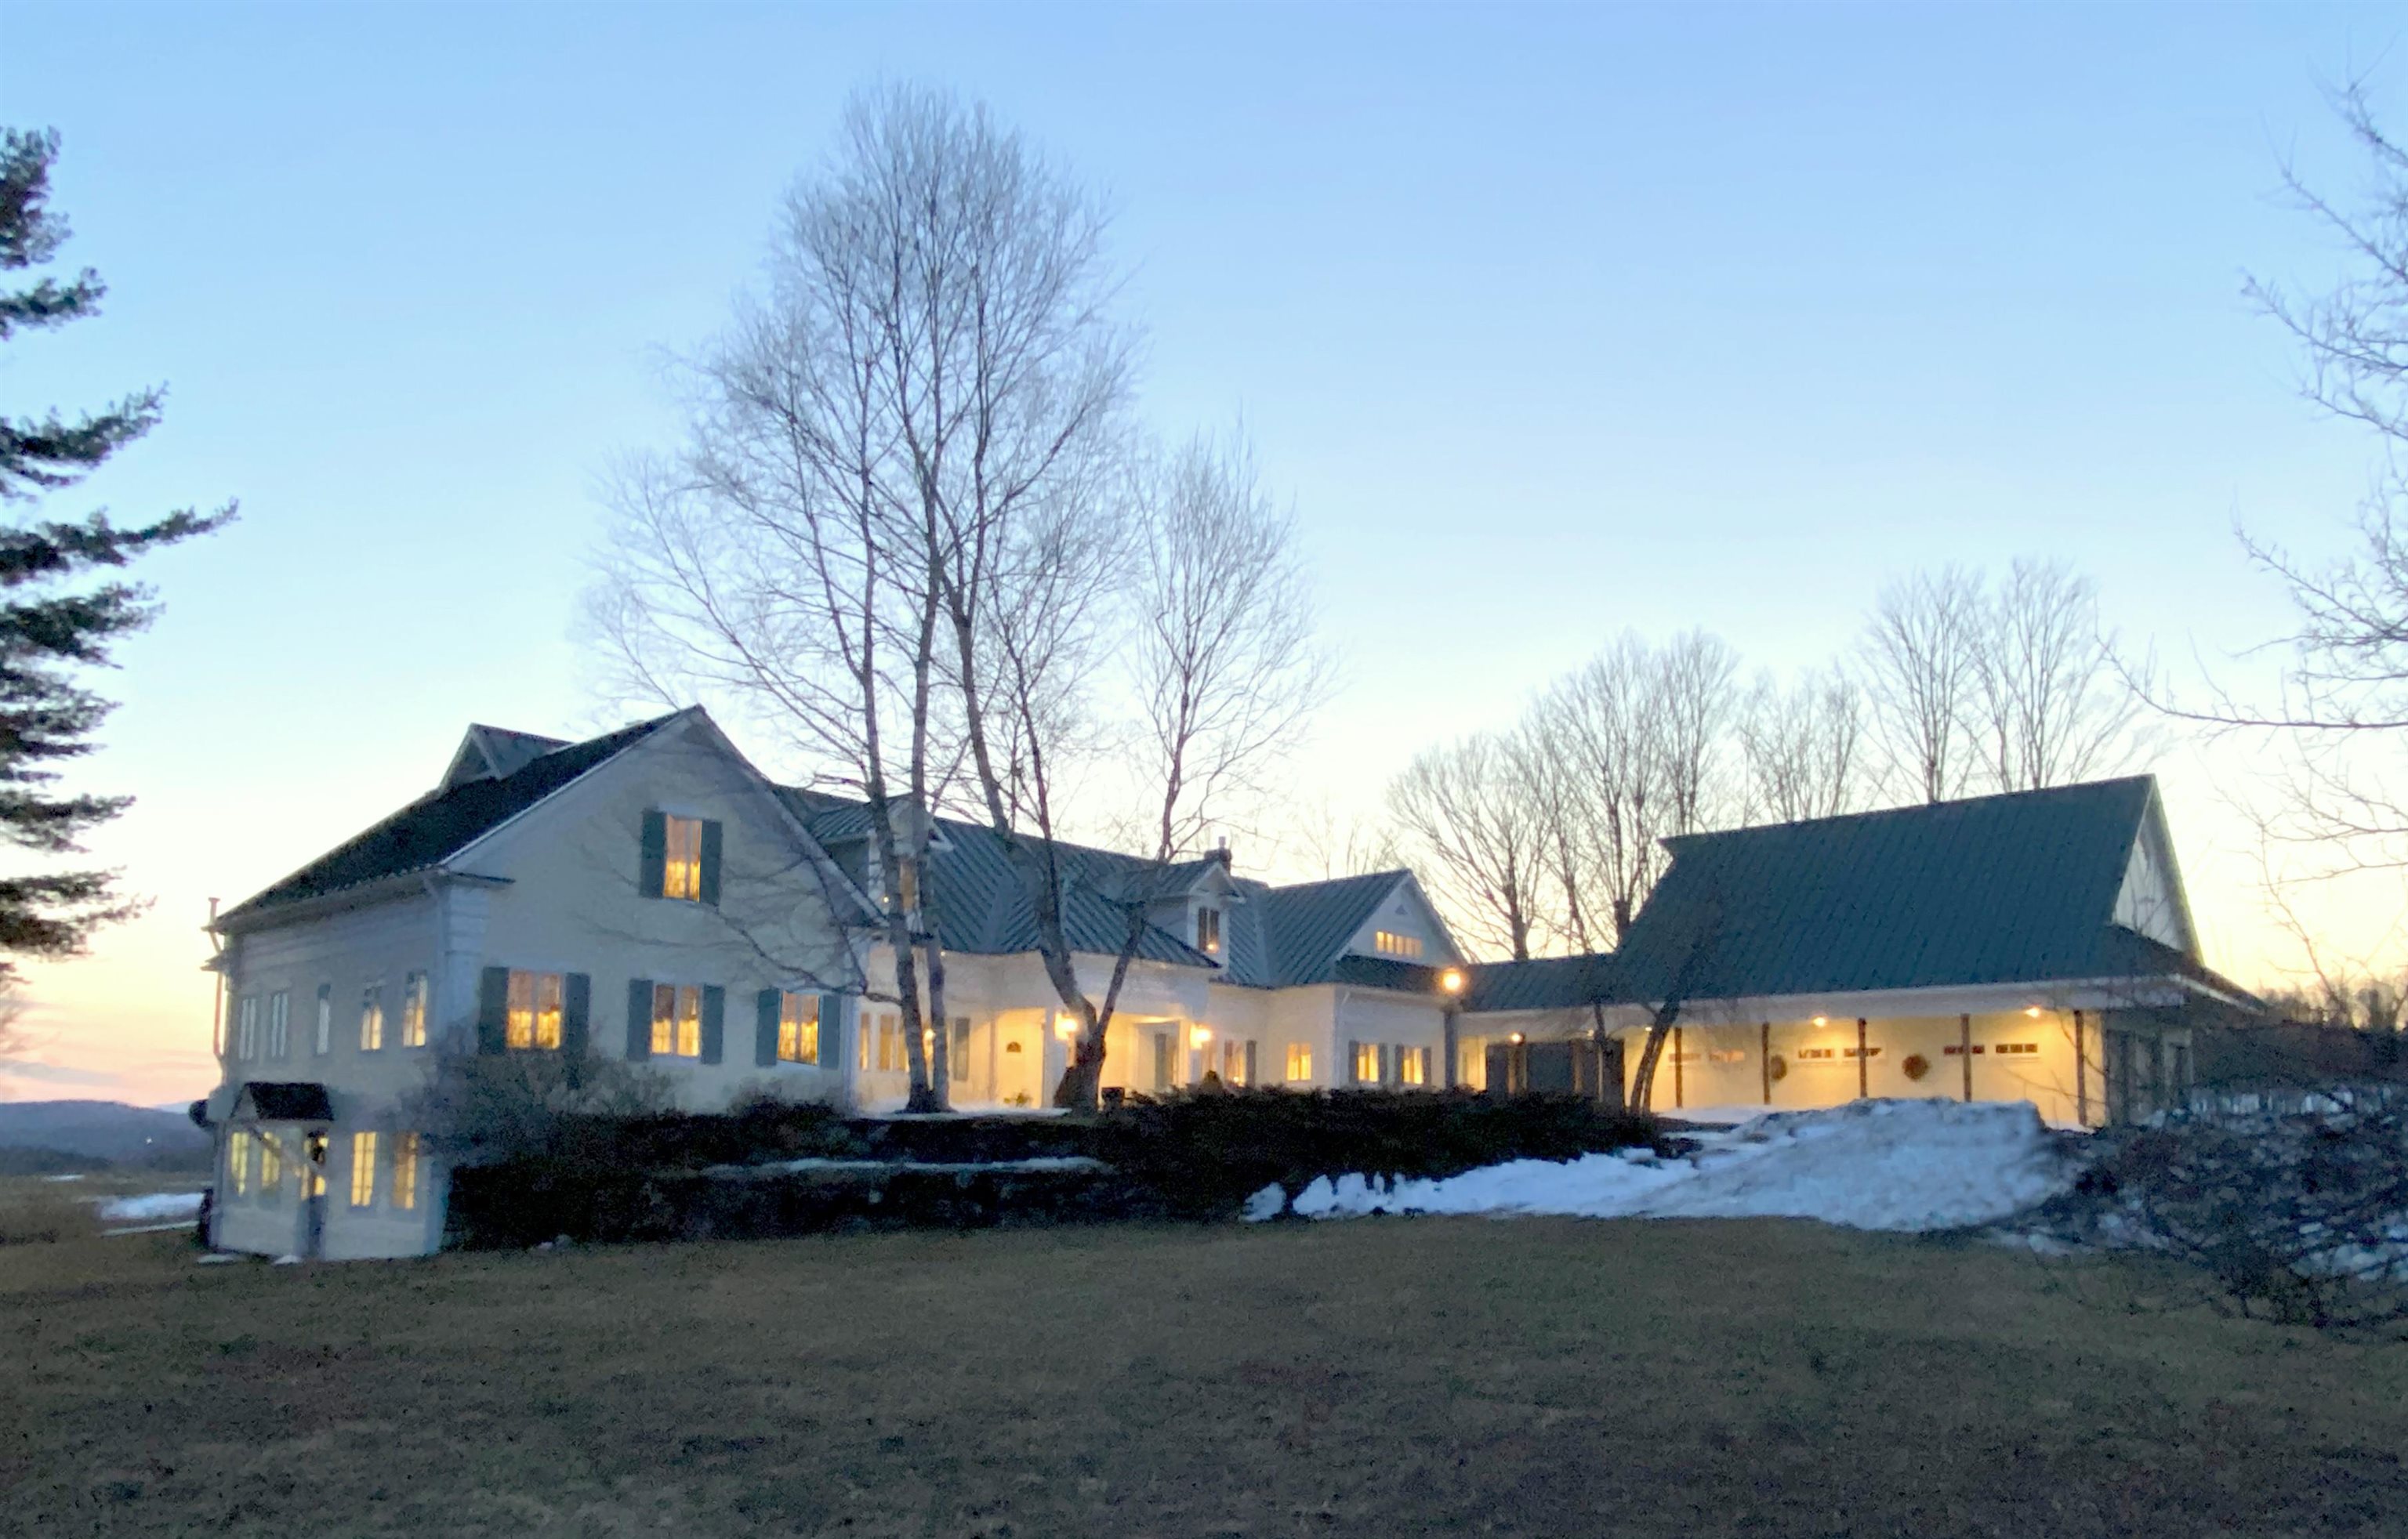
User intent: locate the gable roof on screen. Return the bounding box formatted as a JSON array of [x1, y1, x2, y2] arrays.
[[216, 714, 682, 925], [1608, 775, 2225, 1004], [781, 788, 1429, 989]]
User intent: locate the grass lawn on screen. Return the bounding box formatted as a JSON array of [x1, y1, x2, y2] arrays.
[[3, 1218, 2405, 1537]]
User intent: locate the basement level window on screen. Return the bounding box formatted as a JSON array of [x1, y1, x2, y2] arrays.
[[1373, 930, 1423, 959]]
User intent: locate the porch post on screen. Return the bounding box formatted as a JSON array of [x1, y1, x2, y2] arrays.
[[1960, 1013, 1972, 1103], [1856, 1018, 1869, 1099], [2073, 1010, 2089, 1126], [1760, 1020, 1772, 1105], [1672, 1025, 1685, 1110]]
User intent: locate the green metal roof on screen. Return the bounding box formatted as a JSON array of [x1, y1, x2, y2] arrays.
[[1610, 776, 2185, 1002], [217, 714, 682, 924]]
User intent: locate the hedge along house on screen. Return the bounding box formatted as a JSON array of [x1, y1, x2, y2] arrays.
[[1453, 777, 2263, 1126], [199, 708, 1471, 1259]]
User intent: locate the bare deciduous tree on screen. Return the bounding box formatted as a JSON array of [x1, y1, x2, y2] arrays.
[[949, 431, 1325, 1106], [1862, 565, 1986, 804], [1387, 730, 1550, 962], [1738, 665, 1866, 824], [1969, 558, 2141, 792], [594, 85, 1134, 1110]]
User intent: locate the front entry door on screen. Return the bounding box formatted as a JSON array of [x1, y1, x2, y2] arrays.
[[996, 1019, 1043, 1108]]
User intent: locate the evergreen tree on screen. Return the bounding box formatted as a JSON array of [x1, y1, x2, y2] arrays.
[[0, 128, 230, 980]]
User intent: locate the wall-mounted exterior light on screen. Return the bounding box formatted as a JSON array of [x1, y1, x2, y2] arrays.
[[1189, 1025, 1213, 1048], [1811, 1015, 1829, 1027], [1439, 968, 1465, 994], [1054, 1014, 1079, 1040], [1508, 1031, 1525, 1045], [2024, 1006, 2043, 1018]]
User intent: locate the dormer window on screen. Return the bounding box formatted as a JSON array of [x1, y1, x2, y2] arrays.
[[1373, 929, 1423, 959], [1197, 906, 1222, 954]]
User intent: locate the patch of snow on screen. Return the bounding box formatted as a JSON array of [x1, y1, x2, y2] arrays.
[[41, 1173, 87, 1183], [196, 1252, 240, 1265], [1242, 1182, 1287, 1222], [272, 1254, 303, 1266], [1293, 1099, 2076, 1234], [95, 1191, 204, 1222]]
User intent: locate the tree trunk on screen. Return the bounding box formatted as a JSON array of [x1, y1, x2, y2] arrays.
[[916, 928, 951, 1114], [1628, 1005, 1678, 1111], [1052, 1027, 1104, 1110]]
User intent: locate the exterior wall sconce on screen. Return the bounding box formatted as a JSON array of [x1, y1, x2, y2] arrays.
[[1054, 1014, 1079, 1040], [1508, 1031, 1525, 1045], [1189, 1025, 1213, 1048], [1811, 1015, 1829, 1027], [2024, 1006, 2043, 1018], [1438, 968, 1465, 994]]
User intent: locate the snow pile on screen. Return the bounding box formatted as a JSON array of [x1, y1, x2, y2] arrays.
[[1269, 1099, 2076, 1234], [96, 1191, 205, 1223]]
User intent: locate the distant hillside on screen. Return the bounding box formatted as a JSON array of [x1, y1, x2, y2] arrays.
[[0, 1099, 211, 1169]]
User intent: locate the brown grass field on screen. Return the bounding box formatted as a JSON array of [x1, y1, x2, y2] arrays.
[[2, 1215, 2405, 1537]]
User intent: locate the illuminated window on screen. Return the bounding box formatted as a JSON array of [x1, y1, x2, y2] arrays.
[[392, 1132, 420, 1211], [266, 992, 289, 1058], [1797, 1048, 1837, 1061], [314, 984, 332, 1054], [876, 1012, 903, 1071], [1942, 1044, 1986, 1056], [401, 972, 429, 1048], [1196, 907, 1222, 954], [1286, 1043, 1313, 1083], [1220, 1038, 1253, 1086], [360, 984, 385, 1051], [1373, 930, 1423, 959], [651, 983, 702, 1057], [350, 1132, 378, 1208], [663, 815, 704, 901], [1996, 1042, 2040, 1056], [509, 971, 565, 1050], [1353, 1041, 1383, 1083], [259, 1134, 283, 1197], [1843, 1046, 1882, 1059], [234, 995, 259, 1059], [227, 1130, 253, 1197], [778, 993, 820, 1063], [1708, 1049, 1747, 1065], [1398, 1046, 1428, 1086]]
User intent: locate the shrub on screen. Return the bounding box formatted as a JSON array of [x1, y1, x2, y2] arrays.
[[2040, 1092, 2408, 1333]]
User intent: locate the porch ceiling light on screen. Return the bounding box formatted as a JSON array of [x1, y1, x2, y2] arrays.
[[1439, 968, 1465, 994], [1811, 1015, 1829, 1027], [1190, 1025, 1213, 1048], [2024, 1006, 2043, 1018], [1508, 1031, 1525, 1045], [1054, 1015, 1079, 1039]]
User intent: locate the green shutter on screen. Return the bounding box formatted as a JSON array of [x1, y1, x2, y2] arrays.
[[626, 978, 654, 1060], [699, 985, 725, 1064], [817, 994, 842, 1067], [476, 968, 509, 1055], [698, 820, 723, 906], [561, 973, 590, 1057], [756, 989, 781, 1067], [638, 810, 667, 898]]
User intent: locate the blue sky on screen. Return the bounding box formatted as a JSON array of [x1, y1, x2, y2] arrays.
[[2, 2, 2402, 1101]]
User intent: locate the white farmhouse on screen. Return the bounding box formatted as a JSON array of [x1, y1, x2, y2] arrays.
[[200, 708, 1467, 1258]]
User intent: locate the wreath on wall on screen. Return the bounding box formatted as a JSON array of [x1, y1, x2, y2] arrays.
[[1902, 1053, 1931, 1082], [1767, 1054, 1788, 1081]]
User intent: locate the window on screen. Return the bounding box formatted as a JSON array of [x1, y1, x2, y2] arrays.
[[350, 1132, 378, 1208], [509, 971, 565, 1050], [1707, 1049, 1747, 1065], [663, 814, 704, 901], [359, 983, 385, 1052], [1196, 907, 1222, 954], [949, 1016, 970, 1076], [259, 1134, 284, 1197], [1373, 930, 1423, 960], [234, 995, 259, 1059], [651, 983, 703, 1058], [314, 984, 332, 1055], [401, 971, 429, 1048], [391, 1132, 420, 1211], [881, 1014, 904, 1071], [1942, 1044, 1986, 1056], [1353, 1041, 1383, 1083], [778, 993, 821, 1063], [1151, 1030, 1173, 1091], [1398, 1045, 1428, 1086], [266, 991, 290, 1059], [1843, 1046, 1882, 1059], [1220, 1037, 1254, 1087], [1996, 1042, 2040, 1056], [1286, 1043, 1313, 1083], [227, 1129, 253, 1197], [1797, 1047, 1837, 1061]]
